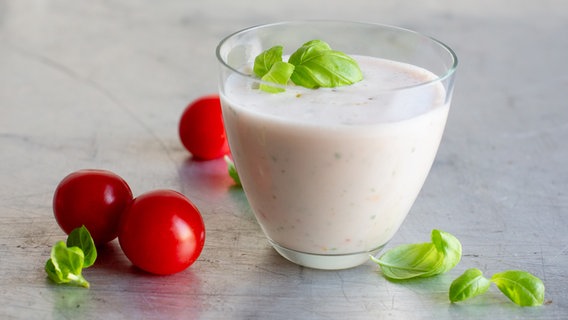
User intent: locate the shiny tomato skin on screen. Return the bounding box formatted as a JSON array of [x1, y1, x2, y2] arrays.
[[178, 95, 230, 160], [53, 169, 133, 245], [118, 189, 205, 275]]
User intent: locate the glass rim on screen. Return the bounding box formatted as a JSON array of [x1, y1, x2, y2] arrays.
[[215, 20, 458, 92]]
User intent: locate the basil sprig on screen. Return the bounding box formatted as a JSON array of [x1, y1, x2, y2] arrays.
[[252, 40, 362, 92], [45, 226, 97, 288], [450, 268, 545, 306]]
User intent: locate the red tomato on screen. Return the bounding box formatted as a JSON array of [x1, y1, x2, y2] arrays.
[[179, 95, 230, 160], [53, 169, 133, 245], [118, 189, 205, 275]]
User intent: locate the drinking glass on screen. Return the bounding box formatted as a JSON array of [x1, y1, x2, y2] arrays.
[[216, 21, 457, 270]]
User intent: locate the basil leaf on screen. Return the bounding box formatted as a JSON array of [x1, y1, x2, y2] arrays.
[[46, 241, 90, 288], [253, 45, 283, 78], [288, 40, 332, 66], [289, 40, 362, 89], [449, 268, 492, 303], [491, 270, 545, 306], [371, 229, 462, 280], [224, 155, 241, 186], [260, 61, 295, 93], [431, 229, 462, 274], [67, 225, 97, 268], [45, 259, 61, 283], [372, 242, 444, 280]]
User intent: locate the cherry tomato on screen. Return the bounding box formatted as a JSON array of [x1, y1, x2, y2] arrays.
[[118, 189, 205, 275], [53, 169, 133, 245], [179, 95, 230, 160]]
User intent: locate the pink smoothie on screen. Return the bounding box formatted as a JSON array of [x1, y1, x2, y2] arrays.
[[221, 55, 449, 268]]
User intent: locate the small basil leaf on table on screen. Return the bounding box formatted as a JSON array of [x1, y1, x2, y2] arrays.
[[45, 241, 90, 288], [371, 242, 444, 280], [371, 229, 462, 280], [449, 268, 491, 302], [224, 155, 241, 186], [66, 225, 97, 268], [431, 229, 462, 274], [491, 270, 545, 306]]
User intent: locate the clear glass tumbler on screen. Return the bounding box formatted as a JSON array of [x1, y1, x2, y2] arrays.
[[216, 21, 457, 270]]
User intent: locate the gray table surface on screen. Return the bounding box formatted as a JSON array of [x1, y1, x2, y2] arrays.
[[1, 0, 567, 319]]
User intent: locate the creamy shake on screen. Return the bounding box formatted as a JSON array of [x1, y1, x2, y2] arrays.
[[221, 55, 450, 269]]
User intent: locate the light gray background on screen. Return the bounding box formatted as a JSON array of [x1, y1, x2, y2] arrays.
[[1, 0, 566, 319]]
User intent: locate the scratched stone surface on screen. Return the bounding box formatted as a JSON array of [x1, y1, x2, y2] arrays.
[[0, 0, 567, 319]]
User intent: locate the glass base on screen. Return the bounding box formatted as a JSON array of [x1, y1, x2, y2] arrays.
[[269, 240, 386, 270]]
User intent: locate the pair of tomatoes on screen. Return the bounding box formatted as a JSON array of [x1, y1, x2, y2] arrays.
[[53, 170, 205, 275]]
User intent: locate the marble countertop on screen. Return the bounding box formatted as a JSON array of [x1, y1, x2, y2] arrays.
[[1, 0, 567, 319]]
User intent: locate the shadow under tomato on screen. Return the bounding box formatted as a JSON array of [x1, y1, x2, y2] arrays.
[[178, 156, 234, 203], [177, 156, 255, 222], [123, 267, 204, 318], [92, 240, 132, 273], [93, 240, 205, 317]]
